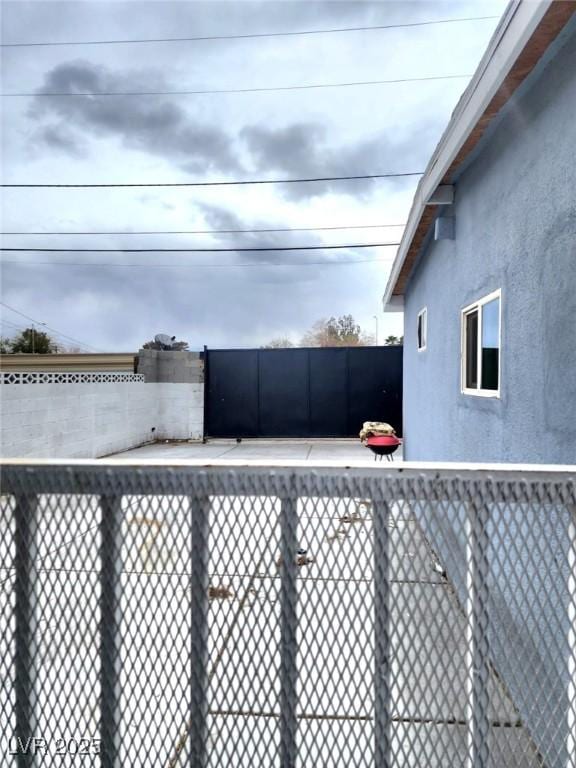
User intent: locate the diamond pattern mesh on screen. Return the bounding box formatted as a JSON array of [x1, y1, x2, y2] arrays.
[[0, 465, 575, 767]]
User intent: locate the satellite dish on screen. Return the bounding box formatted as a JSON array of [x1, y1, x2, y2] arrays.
[[154, 333, 177, 350]]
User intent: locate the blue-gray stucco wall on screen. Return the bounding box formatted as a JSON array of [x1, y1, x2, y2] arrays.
[[403, 23, 576, 464], [413, 499, 572, 768]]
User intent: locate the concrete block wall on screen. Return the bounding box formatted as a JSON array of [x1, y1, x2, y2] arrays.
[[136, 349, 203, 383], [156, 383, 204, 441], [0, 381, 204, 459]]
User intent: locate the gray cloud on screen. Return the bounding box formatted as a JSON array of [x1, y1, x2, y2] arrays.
[[30, 61, 241, 174], [1, 246, 387, 350], [196, 202, 363, 273], [3, 0, 499, 354], [241, 122, 435, 200], [29, 61, 438, 201], [197, 202, 324, 250], [36, 124, 87, 157]]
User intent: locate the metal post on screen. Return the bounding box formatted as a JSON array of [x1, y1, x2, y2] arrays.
[[202, 345, 209, 442], [14, 494, 39, 768], [465, 500, 490, 768], [373, 499, 391, 768], [99, 495, 123, 768], [566, 506, 576, 768], [279, 492, 298, 768], [189, 494, 210, 768]]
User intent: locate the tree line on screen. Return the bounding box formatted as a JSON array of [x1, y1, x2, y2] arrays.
[[0, 317, 403, 354], [0, 328, 61, 354], [262, 315, 403, 348]]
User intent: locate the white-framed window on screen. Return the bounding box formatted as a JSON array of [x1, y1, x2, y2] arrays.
[[461, 289, 501, 397], [417, 308, 427, 351]]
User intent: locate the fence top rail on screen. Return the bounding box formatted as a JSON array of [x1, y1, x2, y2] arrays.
[[1, 460, 575, 503], [1, 457, 576, 474]]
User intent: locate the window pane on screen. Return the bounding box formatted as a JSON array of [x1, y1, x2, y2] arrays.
[[481, 297, 500, 390], [418, 312, 425, 349], [465, 310, 478, 388]]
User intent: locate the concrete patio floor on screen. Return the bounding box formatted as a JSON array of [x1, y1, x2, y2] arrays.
[[109, 438, 403, 463], [71, 449, 540, 764], [94, 439, 548, 765]]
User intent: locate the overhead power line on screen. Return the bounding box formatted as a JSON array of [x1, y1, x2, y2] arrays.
[[1, 223, 405, 235], [1, 243, 400, 253], [0, 15, 498, 48], [0, 318, 26, 331], [2, 257, 394, 269], [2, 172, 422, 189], [2, 73, 471, 98], [0, 317, 90, 349], [0, 300, 100, 351]]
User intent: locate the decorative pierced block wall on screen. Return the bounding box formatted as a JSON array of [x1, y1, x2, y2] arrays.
[[0, 372, 145, 385]]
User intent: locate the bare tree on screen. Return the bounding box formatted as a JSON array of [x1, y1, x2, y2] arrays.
[[301, 315, 374, 347], [261, 338, 294, 349]]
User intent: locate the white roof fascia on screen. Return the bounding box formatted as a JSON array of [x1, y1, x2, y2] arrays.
[[382, 0, 553, 309]]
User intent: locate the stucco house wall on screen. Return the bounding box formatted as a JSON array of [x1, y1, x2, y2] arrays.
[[398, 21, 576, 766], [402, 23, 576, 464]]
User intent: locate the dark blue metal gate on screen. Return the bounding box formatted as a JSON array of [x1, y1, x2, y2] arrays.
[[204, 346, 402, 438]]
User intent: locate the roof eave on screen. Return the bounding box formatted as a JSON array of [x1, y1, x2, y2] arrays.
[[383, 0, 575, 309]]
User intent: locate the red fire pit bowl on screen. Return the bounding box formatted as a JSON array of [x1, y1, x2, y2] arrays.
[[365, 435, 402, 458]]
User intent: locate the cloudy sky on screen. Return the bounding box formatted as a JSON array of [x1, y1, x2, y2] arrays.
[[1, 0, 505, 352]]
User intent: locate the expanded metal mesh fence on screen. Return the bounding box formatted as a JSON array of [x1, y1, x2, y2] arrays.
[[0, 463, 575, 767]]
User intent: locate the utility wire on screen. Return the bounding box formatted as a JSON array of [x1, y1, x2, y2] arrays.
[[2, 73, 471, 98], [1, 243, 400, 253], [2, 257, 394, 269], [1, 172, 422, 189], [0, 318, 26, 331], [1, 223, 406, 235], [0, 300, 100, 352], [0, 15, 498, 48], [0, 317, 89, 350]]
